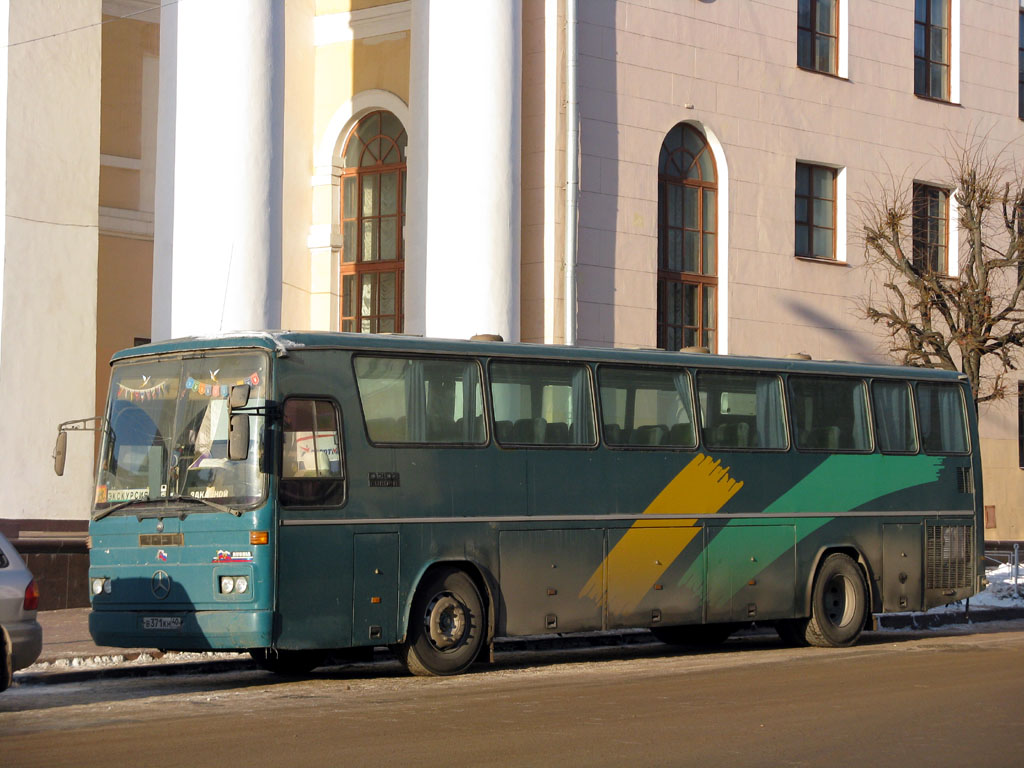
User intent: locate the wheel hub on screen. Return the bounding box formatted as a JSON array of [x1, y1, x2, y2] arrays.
[[425, 592, 467, 651], [824, 574, 857, 628]]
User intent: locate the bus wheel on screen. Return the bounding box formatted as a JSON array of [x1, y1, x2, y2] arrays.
[[249, 648, 325, 676], [805, 553, 868, 648], [399, 567, 485, 676], [651, 623, 738, 647]]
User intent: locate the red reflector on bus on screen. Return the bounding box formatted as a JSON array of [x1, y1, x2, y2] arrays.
[[371, 597, 381, 604], [250, 531, 269, 545], [24, 579, 40, 611]]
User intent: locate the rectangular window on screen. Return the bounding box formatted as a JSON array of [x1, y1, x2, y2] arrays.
[[1018, 381, 1024, 468], [795, 163, 836, 260], [912, 184, 948, 273], [790, 376, 871, 452], [916, 382, 968, 454], [490, 361, 595, 446], [696, 371, 787, 450], [598, 367, 697, 448], [354, 356, 486, 445], [873, 381, 919, 454], [797, 0, 838, 75], [915, 0, 950, 100], [1019, 11, 1024, 119], [280, 399, 346, 507]]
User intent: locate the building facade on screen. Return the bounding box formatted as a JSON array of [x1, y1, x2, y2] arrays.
[[2, 0, 1023, 605]]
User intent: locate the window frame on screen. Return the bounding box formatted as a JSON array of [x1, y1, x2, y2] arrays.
[[352, 354, 489, 448], [912, 183, 949, 274], [487, 359, 599, 450], [788, 374, 874, 454], [914, 0, 951, 101], [797, 0, 839, 76], [657, 123, 719, 353], [278, 396, 348, 508], [595, 364, 699, 451], [1019, 381, 1024, 469], [1018, 10, 1024, 120], [914, 381, 970, 456], [339, 110, 407, 335], [870, 379, 921, 455], [695, 370, 790, 452], [795, 162, 838, 261]]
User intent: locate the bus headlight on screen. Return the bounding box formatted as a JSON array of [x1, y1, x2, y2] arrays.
[[220, 576, 235, 594], [92, 578, 110, 596], [234, 576, 248, 594]]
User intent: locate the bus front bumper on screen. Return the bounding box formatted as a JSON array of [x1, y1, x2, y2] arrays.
[[89, 608, 273, 651]]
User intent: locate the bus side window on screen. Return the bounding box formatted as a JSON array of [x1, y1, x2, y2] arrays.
[[696, 371, 787, 450], [280, 399, 346, 507], [597, 366, 697, 449], [872, 380, 918, 453], [490, 361, 596, 446], [353, 356, 486, 445], [917, 382, 969, 454], [790, 376, 871, 453]]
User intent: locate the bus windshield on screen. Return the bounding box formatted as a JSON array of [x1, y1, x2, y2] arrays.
[[93, 351, 269, 516]]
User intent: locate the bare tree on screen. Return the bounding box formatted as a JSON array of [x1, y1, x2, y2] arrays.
[[860, 138, 1024, 403]]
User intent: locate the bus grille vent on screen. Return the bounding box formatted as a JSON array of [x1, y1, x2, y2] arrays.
[[956, 467, 974, 494], [925, 524, 973, 591]]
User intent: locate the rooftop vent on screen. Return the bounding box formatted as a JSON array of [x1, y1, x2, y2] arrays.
[[679, 346, 711, 354], [470, 334, 504, 342], [785, 352, 812, 360]]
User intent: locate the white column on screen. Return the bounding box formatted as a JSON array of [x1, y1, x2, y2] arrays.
[[150, 0, 176, 342], [413, 0, 521, 342], [166, 0, 284, 337], [404, 0, 430, 337]]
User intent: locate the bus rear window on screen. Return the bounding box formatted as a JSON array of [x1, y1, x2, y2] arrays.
[[917, 382, 969, 454], [790, 376, 871, 452], [696, 371, 787, 450], [598, 367, 696, 448], [489, 361, 596, 446], [354, 356, 486, 445]]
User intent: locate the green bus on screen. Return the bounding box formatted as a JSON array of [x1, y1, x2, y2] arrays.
[[64, 332, 983, 675]]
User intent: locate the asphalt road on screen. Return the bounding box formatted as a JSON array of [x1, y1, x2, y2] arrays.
[[2, 624, 1023, 767]]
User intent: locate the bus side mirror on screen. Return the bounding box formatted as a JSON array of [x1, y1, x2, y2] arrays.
[[228, 414, 250, 461], [53, 431, 68, 477], [228, 384, 251, 410]]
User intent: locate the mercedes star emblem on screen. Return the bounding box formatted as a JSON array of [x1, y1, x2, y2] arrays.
[[151, 570, 171, 599]]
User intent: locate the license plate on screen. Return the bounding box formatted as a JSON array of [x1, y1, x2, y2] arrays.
[[142, 616, 182, 631]]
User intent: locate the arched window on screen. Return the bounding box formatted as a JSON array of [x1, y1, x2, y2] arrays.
[[340, 110, 407, 333], [657, 123, 718, 352]]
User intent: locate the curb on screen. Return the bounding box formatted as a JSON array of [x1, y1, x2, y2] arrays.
[[13, 609, 1024, 686]]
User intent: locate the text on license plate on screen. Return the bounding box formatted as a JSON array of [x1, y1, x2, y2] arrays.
[[142, 616, 182, 630]]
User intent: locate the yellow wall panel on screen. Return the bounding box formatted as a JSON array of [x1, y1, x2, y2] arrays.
[[95, 235, 153, 420], [100, 17, 157, 158], [99, 166, 140, 210]]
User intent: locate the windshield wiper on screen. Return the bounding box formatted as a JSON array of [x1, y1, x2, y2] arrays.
[[93, 498, 151, 522], [93, 494, 242, 522], [164, 494, 243, 517]]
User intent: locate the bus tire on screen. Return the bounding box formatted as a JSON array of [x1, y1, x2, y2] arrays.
[[804, 553, 868, 648], [399, 567, 485, 677], [651, 623, 738, 647], [249, 648, 325, 676]]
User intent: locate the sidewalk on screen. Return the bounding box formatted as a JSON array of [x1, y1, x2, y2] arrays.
[[18, 608, 253, 684]]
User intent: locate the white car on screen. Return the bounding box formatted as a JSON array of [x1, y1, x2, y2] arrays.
[[0, 531, 42, 691]]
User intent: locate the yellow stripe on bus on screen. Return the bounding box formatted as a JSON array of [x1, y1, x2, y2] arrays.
[[579, 453, 743, 615]]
